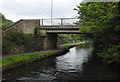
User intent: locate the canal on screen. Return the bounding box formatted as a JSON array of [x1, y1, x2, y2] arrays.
[[2, 44, 120, 81]]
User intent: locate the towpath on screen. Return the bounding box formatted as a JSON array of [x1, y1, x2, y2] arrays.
[[2, 49, 61, 59]]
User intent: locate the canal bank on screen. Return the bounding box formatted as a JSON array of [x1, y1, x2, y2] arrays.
[[3, 41, 120, 81], [1, 42, 84, 71]]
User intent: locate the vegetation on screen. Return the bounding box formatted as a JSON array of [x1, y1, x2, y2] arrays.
[[0, 51, 57, 68], [0, 13, 13, 28], [64, 41, 85, 49], [58, 34, 87, 42], [2, 32, 34, 54], [3, 30, 43, 55], [74, 2, 120, 64], [34, 26, 40, 36]]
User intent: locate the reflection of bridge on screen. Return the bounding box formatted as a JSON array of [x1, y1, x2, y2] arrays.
[[3, 18, 93, 50]]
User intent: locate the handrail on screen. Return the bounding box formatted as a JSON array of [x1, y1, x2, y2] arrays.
[[39, 18, 79, 26], [40, 17, 78, 20]]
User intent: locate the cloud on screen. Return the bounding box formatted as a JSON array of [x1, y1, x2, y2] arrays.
[[0, 0, 82, 22]]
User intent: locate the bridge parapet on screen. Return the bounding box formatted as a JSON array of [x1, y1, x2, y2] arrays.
[[40, 18, 79, 26]]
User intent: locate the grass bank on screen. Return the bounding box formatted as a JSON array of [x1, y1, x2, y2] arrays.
[[1, 41, 87, 71], [1, 50, 68, 71], [64, 41, 85, 49]]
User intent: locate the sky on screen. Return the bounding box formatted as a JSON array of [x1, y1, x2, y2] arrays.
[[0, 0, 83, 22]]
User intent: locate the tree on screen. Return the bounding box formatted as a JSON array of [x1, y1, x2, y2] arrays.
[[74, 2, 120, 64], [0, 13, 13, 28]]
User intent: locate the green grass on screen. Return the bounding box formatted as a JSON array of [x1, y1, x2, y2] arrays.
[[0, 51, 57, 67], [64, 41, 85, 49]]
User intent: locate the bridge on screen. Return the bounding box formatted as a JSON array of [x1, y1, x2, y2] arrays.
[[39, 18, 93, 34], [39, 18, 80, 34], [3, 18, 93, 50]]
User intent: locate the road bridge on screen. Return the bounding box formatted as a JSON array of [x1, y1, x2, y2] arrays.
[[39, 18, 93, 50], [3, 18, 93, 50], [39, 18, 93, 34]]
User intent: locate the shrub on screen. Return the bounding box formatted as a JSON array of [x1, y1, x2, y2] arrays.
[[2, 32, 34, 55]]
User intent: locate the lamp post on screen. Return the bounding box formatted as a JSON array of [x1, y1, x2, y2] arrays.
[[51, 0, 53, 25]]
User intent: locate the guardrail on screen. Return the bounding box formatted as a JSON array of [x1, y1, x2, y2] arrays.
[[40, 18, 79, 26]]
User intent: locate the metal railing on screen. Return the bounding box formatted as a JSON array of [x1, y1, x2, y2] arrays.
[[40, 18, 79, 26]]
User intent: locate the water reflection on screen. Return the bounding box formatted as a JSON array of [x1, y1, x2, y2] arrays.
[[56, 47, 92, 72], [2, 45, 120, 81]]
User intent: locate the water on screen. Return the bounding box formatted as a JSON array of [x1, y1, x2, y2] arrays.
[[2, 45, 120, 81]]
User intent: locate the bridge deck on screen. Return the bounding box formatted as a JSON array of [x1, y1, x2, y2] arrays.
[[39, 25, 93, 34], [39, 25, 82, 30]]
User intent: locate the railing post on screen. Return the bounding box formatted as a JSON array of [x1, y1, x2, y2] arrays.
[[61, 18, 63, 25], [42, 19, 43, 26], [39, 19, 40, 26]]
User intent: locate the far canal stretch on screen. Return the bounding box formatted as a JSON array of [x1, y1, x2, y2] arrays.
[[2, 44, 120, 81]]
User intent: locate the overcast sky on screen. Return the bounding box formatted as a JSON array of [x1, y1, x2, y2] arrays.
[[0, 0, 83, 22]]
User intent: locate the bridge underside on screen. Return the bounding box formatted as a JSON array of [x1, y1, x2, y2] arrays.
[[39, 26, 93, 50], [39, 25, 93, 34], [43, 34, 58, 50]]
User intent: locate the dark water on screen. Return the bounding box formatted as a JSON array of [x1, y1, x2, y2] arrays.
[[2, 45, 120, 81]]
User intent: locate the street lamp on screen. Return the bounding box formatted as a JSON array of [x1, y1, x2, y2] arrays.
[[51, 0, 53, 25]]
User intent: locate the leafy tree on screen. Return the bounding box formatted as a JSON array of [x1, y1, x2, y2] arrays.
[[0, 13, 13, 28], [74, 2, 120, 64], [58, 34, 86, 42]]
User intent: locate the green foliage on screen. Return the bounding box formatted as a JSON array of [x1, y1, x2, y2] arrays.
[[64, 41, 85, 49], [4, 32, 33, 45], [0, 51, 57, 67], [0, 13, 13, 28], [99, 44, 120, 64], [2, 40, 14, 54], [3, 31, 44, 55], [74, 2, 120, 64], [59, 34, 86, 42], [2, 32, 34, 54], [34, 26, 40, 36]]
